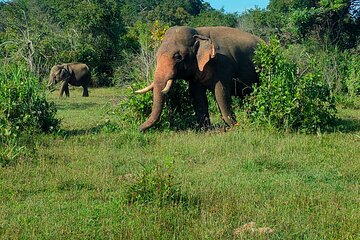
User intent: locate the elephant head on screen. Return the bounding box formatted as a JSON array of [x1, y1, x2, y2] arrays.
[[47, 64, 72, 89], [136, 26, 216, 131]]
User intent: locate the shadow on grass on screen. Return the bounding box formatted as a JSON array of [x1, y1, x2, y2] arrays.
[[332, 118, 360, 133], [56, 102, 98, 111], [58, 122, 120, 137]]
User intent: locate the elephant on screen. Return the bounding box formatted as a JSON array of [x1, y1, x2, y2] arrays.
[[48, 62, 91, 97], [135, 26, 263, 131]]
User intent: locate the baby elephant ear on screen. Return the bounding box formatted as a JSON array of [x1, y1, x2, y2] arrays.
[[64, 64, 73, 75], [59, 68, 68, 78], [193, 35, 216, 72]]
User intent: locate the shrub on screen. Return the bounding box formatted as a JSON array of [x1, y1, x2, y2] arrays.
[[344, 50, 360, 98], [118, 80, 196, 131], [0, 118, 25, 167], [0, 63, 60, 133], [245, 37, 337, 133], [0, 63, 60, 166]]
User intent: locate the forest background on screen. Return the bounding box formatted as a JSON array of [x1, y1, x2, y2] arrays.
[[1, 0, 358, 90]]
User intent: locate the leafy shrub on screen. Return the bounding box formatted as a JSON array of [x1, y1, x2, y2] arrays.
[[284, 43, 360, 108], [0, 63, 60, 133], [344, 50, 360, 98], [118, 80, 196, 131], [0, 63, 59, 166], [0, 118, 25, 167], [245, 37, 337, 133]]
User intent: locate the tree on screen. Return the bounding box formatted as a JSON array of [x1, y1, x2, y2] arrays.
[[0, 0, 125, 85], [190, 8, 237, 27]]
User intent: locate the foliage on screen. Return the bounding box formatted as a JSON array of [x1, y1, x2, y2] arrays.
[[0, 119, 25, 167], [113, 21, 168, 87], [344, 48, 360, 97], [161, 81, 197, 130], [119, 80, 196, 131], [190, 9, 238, 27], [0, 0, 125, 85], [0, 63, 60, 133], [245, 38, 337, 133], [120, 0, 206, 26], [0, 62, 58, 166], [238, 8, 287, 40], [117, 82, 153, 127]]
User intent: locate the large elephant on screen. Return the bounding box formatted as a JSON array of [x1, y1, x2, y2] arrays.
[[136, 26, 263, 131], [48, 62, 91, 97]]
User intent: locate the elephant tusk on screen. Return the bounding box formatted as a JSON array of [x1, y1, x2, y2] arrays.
[[135, 83, 154, 94], [161, 79, 173, 94]]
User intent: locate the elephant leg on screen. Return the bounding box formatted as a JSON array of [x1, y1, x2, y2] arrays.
[[214, 81, 237, 126], [82, 85, 89, 97], [189, 81, 211, 129], [60, 82, 70, 97]]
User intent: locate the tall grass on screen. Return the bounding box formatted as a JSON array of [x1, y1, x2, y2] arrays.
[[0, 63, 59, 166]]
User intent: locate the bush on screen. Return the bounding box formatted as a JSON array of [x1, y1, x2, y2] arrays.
[[0, 63, 59, 166], [0, 63, 60, 133], [245, 38, 337, 133], [118, 80, 196, 131], [344, 50, 360, 98], [0, 118, 25, 167]]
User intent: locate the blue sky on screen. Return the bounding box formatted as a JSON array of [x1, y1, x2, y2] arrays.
[[205, 0, 269, 13]]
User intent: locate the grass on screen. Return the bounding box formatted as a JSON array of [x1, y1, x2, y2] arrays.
[[0, 87, 359, 239]]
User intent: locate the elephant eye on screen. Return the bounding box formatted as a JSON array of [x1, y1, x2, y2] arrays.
[[173, 53, 183, 63]]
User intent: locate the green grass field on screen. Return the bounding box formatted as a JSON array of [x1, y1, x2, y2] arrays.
[[1, 87, 359, 239]]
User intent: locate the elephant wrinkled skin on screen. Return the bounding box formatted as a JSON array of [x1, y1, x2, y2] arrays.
[[48, 62, 91, 97], [136, 26, 263, 132]]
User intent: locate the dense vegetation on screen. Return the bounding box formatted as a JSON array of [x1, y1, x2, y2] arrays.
[[0, 0, 359, 238]]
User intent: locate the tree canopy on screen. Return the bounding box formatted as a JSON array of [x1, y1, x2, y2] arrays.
[[0, 0, 359, 85]]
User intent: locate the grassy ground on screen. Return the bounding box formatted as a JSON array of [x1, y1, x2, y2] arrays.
[[1, 87, 359, 239]]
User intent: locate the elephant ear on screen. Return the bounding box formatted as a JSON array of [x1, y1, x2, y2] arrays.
[[64, 64, 73, 75], [193, 35, 216, 72], [59, 68, 67, 79], [60, 65, 72, 79]]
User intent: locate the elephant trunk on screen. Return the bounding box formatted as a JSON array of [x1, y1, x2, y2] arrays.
[[139, 81, 168, 132], [47, 75, 55, 90]]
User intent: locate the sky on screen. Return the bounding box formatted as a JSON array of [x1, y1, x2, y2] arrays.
[[205, 0, 269, 13]]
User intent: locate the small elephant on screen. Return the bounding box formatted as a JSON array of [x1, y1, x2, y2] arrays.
[[48, 62, 91, 97], [136, 26, 263, 131]]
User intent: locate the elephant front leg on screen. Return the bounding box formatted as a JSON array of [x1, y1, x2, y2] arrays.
[[82, 85, 89, 97], [60, 82, 70, 97], [214, 81, 237, 126], [189, 81, 211, 130]]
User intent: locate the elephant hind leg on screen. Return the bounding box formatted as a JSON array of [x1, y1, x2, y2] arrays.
[[82, 86, 89, 97]]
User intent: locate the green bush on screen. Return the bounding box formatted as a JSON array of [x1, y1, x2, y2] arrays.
[[118, 80, 196, 131], [0, 118, 25, 167], [344, 50, 360, 98], [0, 63, 60, 134], [245, 37, 337, 133], [0, 63, 59, 166]]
